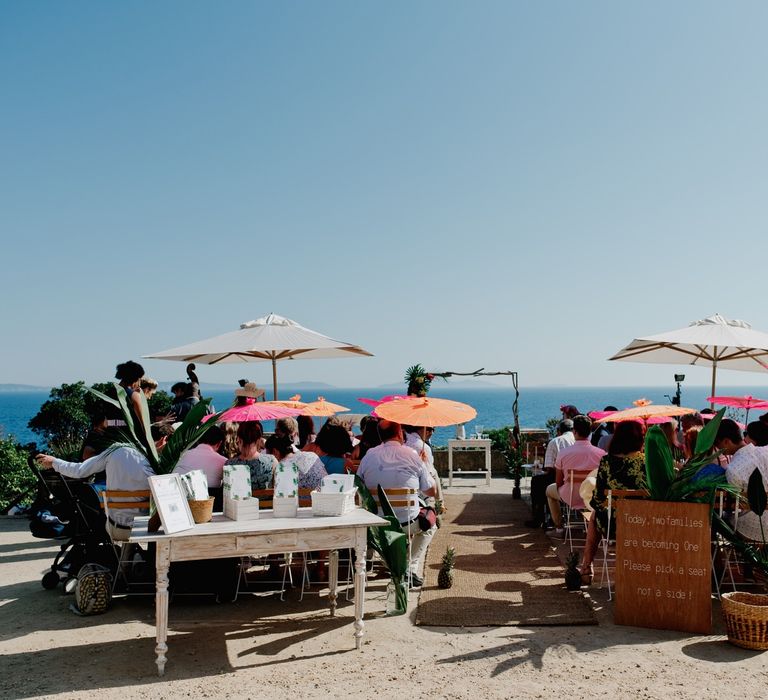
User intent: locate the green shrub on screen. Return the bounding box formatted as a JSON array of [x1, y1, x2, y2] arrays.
[[0, 437, 34, 511]]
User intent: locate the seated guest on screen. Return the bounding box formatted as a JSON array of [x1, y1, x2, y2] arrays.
[[36, 424, 171, 541], [174, 425, 227, 487], [310, 422, 353, 474], [233, 381, 264, 406], [683, 426, 703, 460], [746, 421, 768, 447], [721, 419, 768, 541], [220, 421, 240, 459], [298, 415, 316, 449], [81, 412, 109, 460], [225, 421, 277, 490], [265, 434, 328, 491], [347, 416, 382, 473], [525, 419, 574, 528], [403, 424, 442, 505], [545, 415, 605, 533], [659, 419, 685, 464], [580, 420, 647, 583], [357, 420, 436, 588], [275, 417, 300, 446], [590, 406, 617, 448]]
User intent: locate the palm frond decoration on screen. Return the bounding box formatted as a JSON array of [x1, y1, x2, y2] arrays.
[[88, 383, 223, 474]]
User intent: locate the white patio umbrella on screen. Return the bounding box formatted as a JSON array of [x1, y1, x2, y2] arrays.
[[608, 313, 768, 401], [144, 313, 373, 399]]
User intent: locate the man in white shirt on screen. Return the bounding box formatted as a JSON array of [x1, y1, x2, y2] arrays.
[[526, 419, 575, 528], [358, 420, 436, 587], [36, 425, 170, 542], [717, 419, 768, 540]]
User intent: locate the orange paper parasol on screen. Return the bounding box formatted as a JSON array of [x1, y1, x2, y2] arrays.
[[597, 398, 696, 423], [373, 396, 477, 427], [300, 397, 350, 416], [263, 394, 307, 410]]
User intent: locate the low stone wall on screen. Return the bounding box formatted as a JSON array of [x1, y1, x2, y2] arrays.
[[433, 450, 508, 477]]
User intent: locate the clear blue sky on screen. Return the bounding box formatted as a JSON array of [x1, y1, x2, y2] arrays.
[[2, 1, 768, 390]]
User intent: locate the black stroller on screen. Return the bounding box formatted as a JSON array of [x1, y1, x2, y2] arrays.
[[27, 455, 117, 590]]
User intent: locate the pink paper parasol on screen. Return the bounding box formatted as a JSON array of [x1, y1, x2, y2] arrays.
[[706, 395, 768, 424], [202, 403, 302, 423]]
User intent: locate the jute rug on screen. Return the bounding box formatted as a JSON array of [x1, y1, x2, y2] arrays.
[[415, 493, 597, 627]]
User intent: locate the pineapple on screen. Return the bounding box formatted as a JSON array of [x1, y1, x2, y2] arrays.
[[437, 546, 456, 589], [564, 551, 581, 591]]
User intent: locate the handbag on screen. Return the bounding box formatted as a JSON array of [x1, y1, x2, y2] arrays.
[[417, 505, 437, 531], [72, 563, 113, 615]]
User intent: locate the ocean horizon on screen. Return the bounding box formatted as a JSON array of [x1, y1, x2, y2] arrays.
[[2, 383, 762, 450]]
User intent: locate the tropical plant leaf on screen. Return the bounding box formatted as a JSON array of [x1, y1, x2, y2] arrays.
[[114, 384, 160, 467], [695, 407, 725, 454], [87, 387, 121, 409], [354, 475, 378, 514], [156, 399, 221, 475], [747, 467, 767, 518], [644, 426, 675, 500]]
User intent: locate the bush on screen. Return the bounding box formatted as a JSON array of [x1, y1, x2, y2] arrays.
[[0, 437, 34, 511], [28, 381, 174, 455]]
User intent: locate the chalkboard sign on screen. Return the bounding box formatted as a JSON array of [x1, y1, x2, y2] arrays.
[[614, 499, 711, 634]]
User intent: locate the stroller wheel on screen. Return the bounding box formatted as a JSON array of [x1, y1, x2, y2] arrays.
[[42, 571, 60, 590]]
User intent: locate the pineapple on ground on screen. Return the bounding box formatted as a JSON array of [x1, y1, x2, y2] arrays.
[[438, 546, 456, 589]]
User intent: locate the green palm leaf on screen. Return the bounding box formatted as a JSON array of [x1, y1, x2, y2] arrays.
[[644, 426, 675, 500]]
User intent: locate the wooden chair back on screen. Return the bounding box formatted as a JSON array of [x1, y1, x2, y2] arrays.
[[372, 487, 418, 510], [100, 490, 151, 510]]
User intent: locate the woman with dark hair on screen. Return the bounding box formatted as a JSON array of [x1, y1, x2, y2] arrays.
[[265, 434, 328, 491], [579, 420, 647, 583], [224, 421, 277, 490], [309, 422, 353, 475], [297, 415, 316, 449], [345, 416, 381, 473]]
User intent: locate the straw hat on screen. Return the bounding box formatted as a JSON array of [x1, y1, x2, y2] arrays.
[[234, 382, 265, 399]]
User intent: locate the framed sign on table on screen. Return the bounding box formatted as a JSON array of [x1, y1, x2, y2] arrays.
[[148, 474, 195, 534]]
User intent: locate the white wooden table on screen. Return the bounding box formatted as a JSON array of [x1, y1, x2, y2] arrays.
[[130, 507, 387, 676], [447, 438, 492, 486]]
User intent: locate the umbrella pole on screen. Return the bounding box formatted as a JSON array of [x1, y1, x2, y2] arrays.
[[710, 356, 717, 409], [272, 358, 278, 400]]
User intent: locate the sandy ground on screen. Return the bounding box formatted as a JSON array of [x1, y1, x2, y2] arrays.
[[2, 479, 767, 700]]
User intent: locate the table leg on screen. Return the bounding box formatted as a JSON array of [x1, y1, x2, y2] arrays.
[[448, 446, 454, 487], [328, 549, 339, 616], [486, 446, 491, 486], [155, 541, 171, 677], [353, 529, 366, 649]]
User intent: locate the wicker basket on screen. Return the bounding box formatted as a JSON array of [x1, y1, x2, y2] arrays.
[[311, 490, 357, 517], [272, 496, 298, 518], [721, 591, 768, 650], [188, 497, 214, 524]]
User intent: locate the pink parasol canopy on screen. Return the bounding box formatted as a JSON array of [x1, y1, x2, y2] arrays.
[[202, 403, 302, 423], [358, 395, 408, 417], [707, 395, 768, 424]]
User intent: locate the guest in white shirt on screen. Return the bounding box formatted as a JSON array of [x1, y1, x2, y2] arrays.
[[358, 420, 436, 588], [36, 424, 171, 542], [403, 424, 442, 505]]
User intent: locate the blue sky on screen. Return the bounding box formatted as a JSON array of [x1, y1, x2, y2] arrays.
[[2, 1, 768, 390]]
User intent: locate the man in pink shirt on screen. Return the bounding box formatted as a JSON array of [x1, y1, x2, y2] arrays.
[[546, 415, 605, 533], [174, 425, 227, 487]]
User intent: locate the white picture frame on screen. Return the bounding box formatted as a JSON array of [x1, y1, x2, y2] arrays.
[[148, 474, 196, 534]]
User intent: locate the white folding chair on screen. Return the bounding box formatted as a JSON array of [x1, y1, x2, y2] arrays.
[[562, 470, 590, 551]]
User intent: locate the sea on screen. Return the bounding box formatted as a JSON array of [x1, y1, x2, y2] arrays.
[[1, 384, 760, 450]]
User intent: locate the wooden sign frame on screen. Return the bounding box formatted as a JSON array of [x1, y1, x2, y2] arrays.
[[148, 474, 195, 535], [614, 499, 711, 634]]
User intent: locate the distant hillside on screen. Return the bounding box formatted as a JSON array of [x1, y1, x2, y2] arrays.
[[0, 384, 50, 393]]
